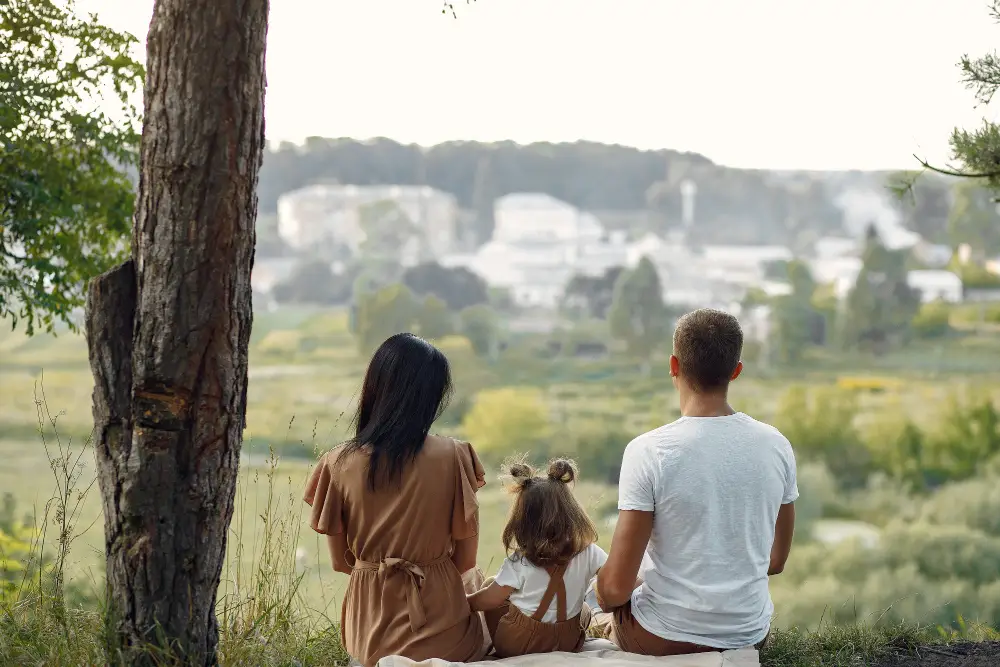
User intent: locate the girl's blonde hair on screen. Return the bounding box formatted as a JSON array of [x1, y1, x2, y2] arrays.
[[500, 455, 599, 568]]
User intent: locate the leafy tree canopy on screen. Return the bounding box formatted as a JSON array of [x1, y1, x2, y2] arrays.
[[459, 303, 499, 359], [402, 261, 489, 311], [1, 0, 143, 334], [608, 257, 673, 370], [841, 226, 921, 354]]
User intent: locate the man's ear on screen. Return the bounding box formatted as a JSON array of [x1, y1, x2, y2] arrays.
[[731, 361, 744, 381], [669, 355, 680, 377]]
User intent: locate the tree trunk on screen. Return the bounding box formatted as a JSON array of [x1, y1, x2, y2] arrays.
[[85, 0, 268, 663]]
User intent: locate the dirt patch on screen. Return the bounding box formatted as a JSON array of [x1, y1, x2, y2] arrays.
[[875, 641, 1000, 667]]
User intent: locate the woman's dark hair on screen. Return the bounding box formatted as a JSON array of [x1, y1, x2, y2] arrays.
[[338, 333, 453, 490], [501, 456, 599, 568]]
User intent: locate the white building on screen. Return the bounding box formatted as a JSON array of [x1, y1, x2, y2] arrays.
[[625, 235, 795, 308], [276, 184, 458, 261], [913, 241, 953, 269], [906, 270, 963, 303], [810, 256, 863, 287], [492, 193, 604, 245], [814, 236, 858, 260], [834, 269, 963, 304], [442, 194, 627, 309]]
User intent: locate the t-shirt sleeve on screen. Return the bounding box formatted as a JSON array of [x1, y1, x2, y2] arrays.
[[452, 440, 487, 541], [780, 437, 799, 504], [618, 437, 657, 512], [303, 452, 344, 535], [494, 557, 523, 591], [588, 543, 609, 579]]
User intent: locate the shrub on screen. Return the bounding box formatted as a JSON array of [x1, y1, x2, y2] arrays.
[[256, 330, 304, 356], [461, 387, 551, 461], [566, 420, 630, 485], [774, 385, 872, 488], [920, 476, 1000, 536], [924, 394, 1000, 485], [0, 494, 39, 603], [911, 300, 952, 339], [864, 414, 933, 490]]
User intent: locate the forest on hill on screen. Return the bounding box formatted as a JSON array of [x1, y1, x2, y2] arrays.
[[257, 138, 864, 246]]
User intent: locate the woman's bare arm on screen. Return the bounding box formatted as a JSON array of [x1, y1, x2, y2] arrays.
[[452, 534, 479, 573], [326, 533, 352, 575]]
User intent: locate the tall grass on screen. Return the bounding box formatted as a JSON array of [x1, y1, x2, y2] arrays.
[[0, 388, 350, 666]]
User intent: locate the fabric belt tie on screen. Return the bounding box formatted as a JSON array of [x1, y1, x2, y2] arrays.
[[353, 554, 450, 633]]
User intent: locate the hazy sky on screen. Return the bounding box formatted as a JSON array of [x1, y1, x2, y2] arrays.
[[78, 0, 1000, 171]]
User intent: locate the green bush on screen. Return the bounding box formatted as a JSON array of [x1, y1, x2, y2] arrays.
[[461, 387, 551, 462], [925, 395, 1000, 485], [0, 494, 39, 603], [774, 385, 872, 488], [911, 300, 952, 339], [565, 420, 630, 485], [920, 476, 1000, 536]]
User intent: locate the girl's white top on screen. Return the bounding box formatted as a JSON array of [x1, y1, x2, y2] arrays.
[[494, 543, 608, 623]]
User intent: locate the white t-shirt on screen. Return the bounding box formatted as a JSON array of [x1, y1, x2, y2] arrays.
[[494, 544, 608, 623], [618, 413, 798, 649]]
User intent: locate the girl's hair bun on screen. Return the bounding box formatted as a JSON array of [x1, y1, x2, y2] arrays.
[[547, 459, 577, 484], [509, 462, 533, 481], [502, 456, 536, 492]]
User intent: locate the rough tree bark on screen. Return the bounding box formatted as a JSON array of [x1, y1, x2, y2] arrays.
[[85, 0, 268, 663]]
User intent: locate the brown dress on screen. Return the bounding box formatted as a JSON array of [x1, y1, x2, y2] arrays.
[[304, 435, 487, 667], [484, 564, 592, 658]]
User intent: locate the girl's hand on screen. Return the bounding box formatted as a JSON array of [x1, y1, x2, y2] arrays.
[[467, 581, 516, 612]]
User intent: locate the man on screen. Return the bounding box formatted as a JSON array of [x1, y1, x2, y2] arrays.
[[596, 308, 797, 655]]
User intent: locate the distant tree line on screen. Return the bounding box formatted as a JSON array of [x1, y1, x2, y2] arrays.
[[258, 138, 850, 246]]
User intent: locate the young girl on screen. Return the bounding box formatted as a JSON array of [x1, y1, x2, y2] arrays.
[[467, 458, 605, 657]]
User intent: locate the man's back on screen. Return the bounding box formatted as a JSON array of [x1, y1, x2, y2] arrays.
[[618, 412, 798, 649]]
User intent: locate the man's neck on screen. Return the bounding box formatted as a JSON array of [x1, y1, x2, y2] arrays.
[[678, 389, 736, 418]]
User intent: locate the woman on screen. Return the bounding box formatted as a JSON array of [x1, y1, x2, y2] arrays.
[[304, 333, 487, 667]]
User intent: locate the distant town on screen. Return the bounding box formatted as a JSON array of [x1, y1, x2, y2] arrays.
[[252, 180, 1000, 344]]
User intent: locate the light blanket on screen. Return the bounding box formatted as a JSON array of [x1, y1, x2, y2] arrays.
[[377, 639, 760, 667]]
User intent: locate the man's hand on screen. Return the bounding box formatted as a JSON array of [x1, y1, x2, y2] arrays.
[[768, 502, 795, 575], [597, 510, 653, 609]]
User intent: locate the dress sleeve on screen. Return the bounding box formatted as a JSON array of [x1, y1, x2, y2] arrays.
[[452, 440, 486, 541], [303, 453, 344, 536]]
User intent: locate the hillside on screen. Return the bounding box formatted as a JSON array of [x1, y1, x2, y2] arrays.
[[256, 138, 859, 246], [2, 307, 999, 665]]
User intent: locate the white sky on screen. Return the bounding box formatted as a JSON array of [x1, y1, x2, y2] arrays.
[[77, 0, 1000, 171]]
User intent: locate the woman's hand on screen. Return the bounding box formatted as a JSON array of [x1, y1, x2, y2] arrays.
[[467, 581, 516, 612]]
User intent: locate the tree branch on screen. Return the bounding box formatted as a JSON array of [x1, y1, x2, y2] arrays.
[[912, 154, 1000, 180]]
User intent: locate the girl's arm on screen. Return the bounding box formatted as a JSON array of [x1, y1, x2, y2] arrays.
[[468, 581, 516, 612], [592, 567, 643, 611]]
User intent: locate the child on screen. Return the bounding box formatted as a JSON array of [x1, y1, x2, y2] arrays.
[[467, 458, 605, 657]]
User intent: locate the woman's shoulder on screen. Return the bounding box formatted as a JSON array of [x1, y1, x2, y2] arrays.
[[422, 434, 476, 460], [424, 433, 468, 449], [314, 443, 359, 473]]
